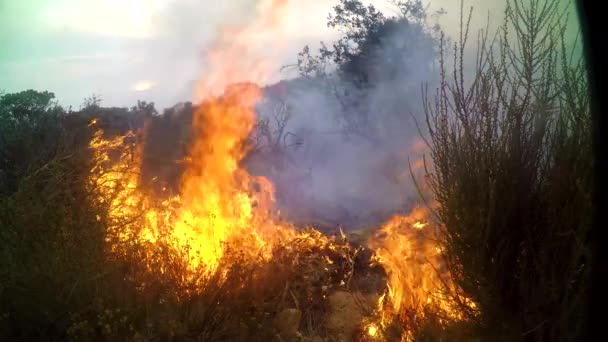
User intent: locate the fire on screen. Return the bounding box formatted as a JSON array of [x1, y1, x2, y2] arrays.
[[85, 0, 474, 337], [172, 82, 296, 271], [87, 0, 300, 277], [196, 0, 288, 100], [88, 129, 151, 242], [366, 323, 378, 337], [367, 206, 477, 332], [163, 0, 293, 273], [86, 97, 472, 337], [88, 84, 296, 277]]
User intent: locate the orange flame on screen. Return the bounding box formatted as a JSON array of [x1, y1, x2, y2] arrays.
[[368, 206, 476, 331], [89, 0, 298, 276], [172, 0, 294, 272], [86, 0, 473, 335], [173, 83, 295, 271]]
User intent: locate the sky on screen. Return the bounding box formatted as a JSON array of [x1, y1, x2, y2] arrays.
[[0, 0, 583, 110]]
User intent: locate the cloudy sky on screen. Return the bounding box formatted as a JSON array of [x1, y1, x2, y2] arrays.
[[0, 0, 581, 109]]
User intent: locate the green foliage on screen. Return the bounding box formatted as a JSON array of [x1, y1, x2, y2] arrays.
[[298, 0, 436, 85], [0, 103, 101, 339], [0, 90, 65, 195], [327, 0, 434, 86], [296, 0, 440, 142], [0, 91, 163, 340]]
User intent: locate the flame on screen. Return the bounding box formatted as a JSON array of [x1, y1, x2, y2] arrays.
[[85, 0, 474, 336], [88, 130, 156, 245], [367, 206, 476, 331], [87, 92, 472, 339], [366, 323, 378, 337], [172, 83, 296, 271], [170, 0, 293, 273], [88, 0, 299, 278]]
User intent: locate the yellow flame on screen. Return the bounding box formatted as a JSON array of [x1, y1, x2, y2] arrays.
[[367, 206, 476, 330], [412, 221, 427, 230], [87, 86, 472, 341], [87, 0, 303, 279], [86, 0, 474, 335], [367, 324, 378, 337]]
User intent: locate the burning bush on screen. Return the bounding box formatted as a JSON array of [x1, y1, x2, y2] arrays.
[[76, 91, 479, 339], [0, 0, 591, 341]]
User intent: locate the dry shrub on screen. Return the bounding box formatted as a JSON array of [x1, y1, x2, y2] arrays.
[[420, 0, 591, 340]]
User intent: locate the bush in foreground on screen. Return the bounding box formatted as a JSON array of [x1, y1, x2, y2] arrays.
[[420, 0, 592, 340]]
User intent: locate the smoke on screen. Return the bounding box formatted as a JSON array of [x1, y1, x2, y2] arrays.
[[137, 0, 441, 231], [155, 0, 336, 104], [247, 13, 440, 230], [140, 0, 579, 232], [193, 0, 289, 100]]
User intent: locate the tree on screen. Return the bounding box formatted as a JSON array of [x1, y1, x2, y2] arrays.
[[131, 100, 158, 117], [0, 90, 64, 194], [299, 0, 436, 84], [297, 0, 440, 142]]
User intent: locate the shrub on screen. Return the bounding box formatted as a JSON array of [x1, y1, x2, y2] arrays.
[[420, 0, 591, 340]]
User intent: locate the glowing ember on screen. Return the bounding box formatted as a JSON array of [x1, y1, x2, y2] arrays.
[[412, 221, 427, 230], [367, 324, 378, 336]]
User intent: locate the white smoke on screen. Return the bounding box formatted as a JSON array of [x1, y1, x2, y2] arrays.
[[248, 10, 440, 230]]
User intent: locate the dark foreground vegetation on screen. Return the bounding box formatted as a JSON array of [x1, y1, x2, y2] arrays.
[[420, 1, 592, 340], [0, 0, 592, 341]]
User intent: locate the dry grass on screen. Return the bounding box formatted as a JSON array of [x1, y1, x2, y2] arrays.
[[0, 104, 431, 341], [0, 132, 386, 341]]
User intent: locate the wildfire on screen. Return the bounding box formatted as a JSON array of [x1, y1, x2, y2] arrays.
[[170, 82, 297, 271], [88, 129, 154, 243], [367, 206, 477, 336], [85, 0, 474, 338], [86, 0, 296, 277], [366, 323, 378, 337], [88, 87, 298, 276]]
